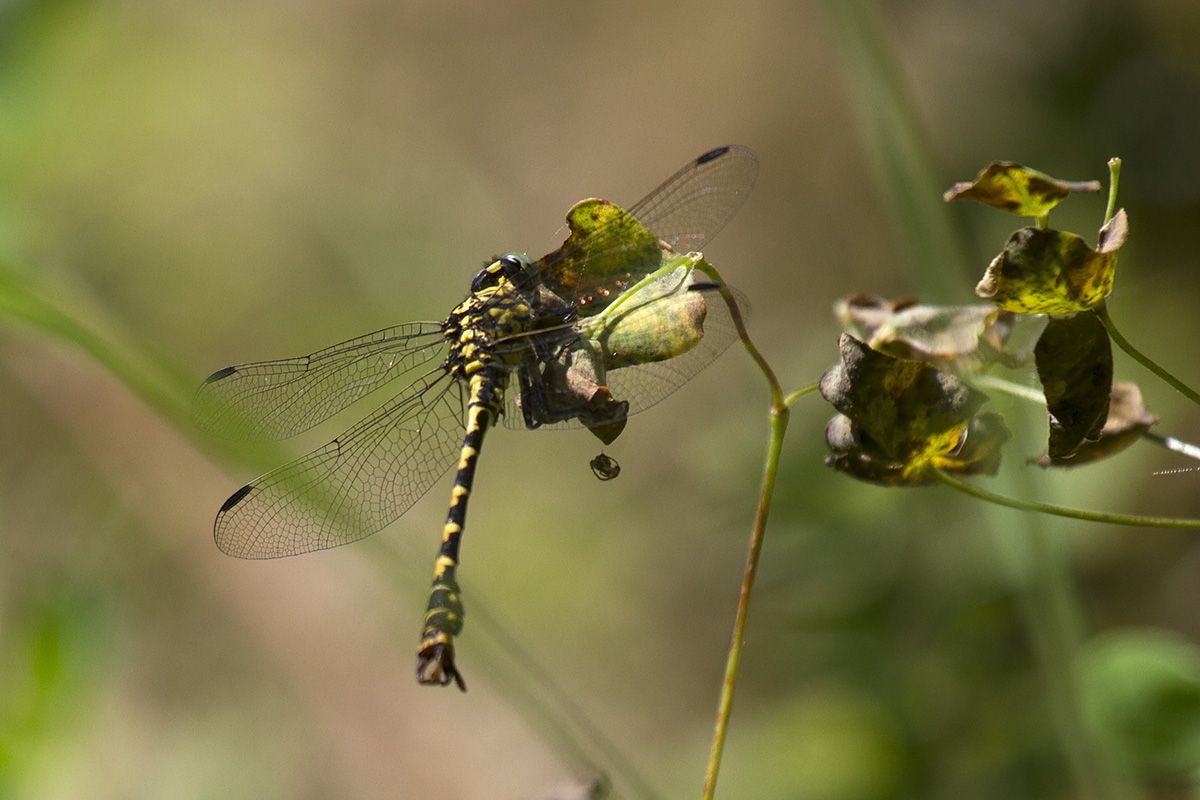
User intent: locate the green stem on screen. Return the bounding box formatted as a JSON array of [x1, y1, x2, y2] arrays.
[[0, 265, 192, 425], [698, 259, 788, 800], [968, 373, 1046, 405], [782, 382, 821, 409], [1104, 158, 1121, 226], [702, 399, 787, 800], [933, 468, 1200, 529], [1095, 300, 1200, 407], [1142, 431, 1200, 462]]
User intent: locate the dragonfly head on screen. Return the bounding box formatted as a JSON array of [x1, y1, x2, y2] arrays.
[[471, 253, 534, 293]]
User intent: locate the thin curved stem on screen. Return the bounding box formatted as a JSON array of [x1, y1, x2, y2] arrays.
[[1095, 300, 1200, 407], [1142, 431, 1200, 462], [782, 382, 821, 409], [933, 468, 1200, 529], [695, 257, 790, 800]]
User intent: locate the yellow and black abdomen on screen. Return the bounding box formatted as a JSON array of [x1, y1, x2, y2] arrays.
[[416, 276, 534, 689]]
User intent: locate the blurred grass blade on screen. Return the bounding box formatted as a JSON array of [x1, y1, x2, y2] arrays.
[[0, 258, 194, 427], [820, 0, 969, 302]]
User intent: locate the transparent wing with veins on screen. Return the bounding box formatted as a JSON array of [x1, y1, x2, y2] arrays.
[[193, 321, 447, 441], [211, 370, 465, 558]]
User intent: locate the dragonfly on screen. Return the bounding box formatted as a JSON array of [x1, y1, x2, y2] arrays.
[[194, 144, 758, 690]]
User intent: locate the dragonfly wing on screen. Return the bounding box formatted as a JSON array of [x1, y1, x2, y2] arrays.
[[214, 371, 465, 558], [626, 144, 759, 253], [193, 321, 446, 441]]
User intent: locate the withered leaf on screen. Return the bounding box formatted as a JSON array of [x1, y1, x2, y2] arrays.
[[1098, 208, 1129, 254], [943, 161, 1101, 218], [1035, 382, 1156, 467], [835, 294, 1017, 371], [825, 411, 1010, 487], [1034, 311, 1114, 459], [820, 334, 990, 471]]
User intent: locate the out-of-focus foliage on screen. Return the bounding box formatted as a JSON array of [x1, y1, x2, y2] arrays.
[[834, 294, 1019, 372], [1080, 629, 1200, 780]]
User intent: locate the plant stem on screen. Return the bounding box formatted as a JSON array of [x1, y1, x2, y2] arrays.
[[968, 373, 1047, 404], [701, 400, 788, 800], [1104, 158, 1121, 226], [782, 382, 821, 409], [932, 468, 1200, 528], [696, 258, 789, 800], [1095, 300, 1200, 407], [1142, 431, 1200, 462]]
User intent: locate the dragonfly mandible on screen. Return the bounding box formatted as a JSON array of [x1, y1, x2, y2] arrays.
[[194, 145, 758, 690]]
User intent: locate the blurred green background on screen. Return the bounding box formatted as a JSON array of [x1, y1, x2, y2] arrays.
[[3, 0, 1200, 798]]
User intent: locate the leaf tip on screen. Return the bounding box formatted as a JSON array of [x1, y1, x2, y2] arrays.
[[1098, 208, 1129, 254]]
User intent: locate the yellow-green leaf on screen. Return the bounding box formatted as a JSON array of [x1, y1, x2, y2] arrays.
[[943, 161, 1101, 218], [535, 198, 662, 314], [824, 411, 1010, 487], [975, 227, 1119, 314]]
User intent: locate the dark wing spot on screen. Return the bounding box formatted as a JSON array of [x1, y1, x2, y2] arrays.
[[204, 365, 239, 384], [695, 145, 731, 165], [220, 483, 254, 513]]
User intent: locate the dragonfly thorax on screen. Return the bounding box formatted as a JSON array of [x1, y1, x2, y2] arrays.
[[443, 271, 537, 384]]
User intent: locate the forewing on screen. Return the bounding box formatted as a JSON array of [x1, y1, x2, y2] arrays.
[[627, 144, 760, 253], [194, 322, 446, 441], [214, 371, 465, 558]]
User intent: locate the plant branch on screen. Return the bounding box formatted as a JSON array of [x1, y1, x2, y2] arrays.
[[701, 399, 787, 800], [933, 468, 1200, 528], [783, 382, 821, 409], [1095, 300, 1200, 407]]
